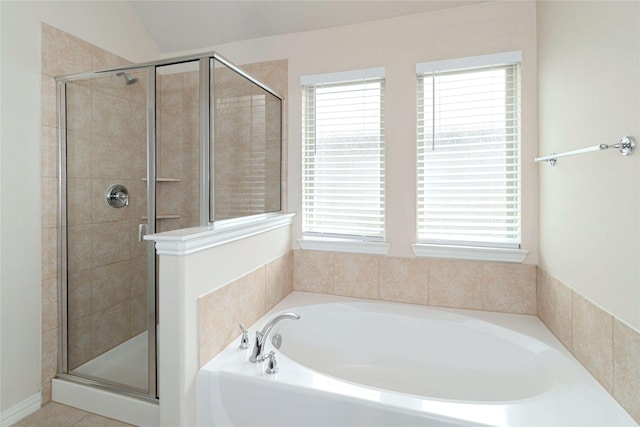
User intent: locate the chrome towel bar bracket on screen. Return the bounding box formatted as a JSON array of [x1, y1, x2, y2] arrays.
[[535, 136, 635, 166]]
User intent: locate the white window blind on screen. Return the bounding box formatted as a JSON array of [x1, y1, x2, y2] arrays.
[[302, 70, 385, 241], [417, 52, 522, 248]]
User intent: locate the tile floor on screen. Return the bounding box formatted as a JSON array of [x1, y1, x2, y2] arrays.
[[13, 402, 136, 427]]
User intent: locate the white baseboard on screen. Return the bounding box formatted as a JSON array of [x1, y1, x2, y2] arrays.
[[0, 393, 41, 427]]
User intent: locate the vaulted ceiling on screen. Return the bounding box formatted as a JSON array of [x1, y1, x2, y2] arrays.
[[130, 1, 484, 53]]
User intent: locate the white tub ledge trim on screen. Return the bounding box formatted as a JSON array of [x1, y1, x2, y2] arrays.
[[145, 213, 295, 256]]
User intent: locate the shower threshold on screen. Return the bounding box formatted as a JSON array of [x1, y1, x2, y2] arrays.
[[72, 331, 149, 392]]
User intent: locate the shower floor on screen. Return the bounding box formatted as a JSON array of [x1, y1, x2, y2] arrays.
[[72, 331, 149, 392]]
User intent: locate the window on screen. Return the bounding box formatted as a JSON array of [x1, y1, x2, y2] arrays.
[[301, 68, 385, 242], [416, 52, 522, 249]]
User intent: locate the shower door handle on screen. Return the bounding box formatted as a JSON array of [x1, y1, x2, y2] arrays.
[[138, 224, 147, 242]]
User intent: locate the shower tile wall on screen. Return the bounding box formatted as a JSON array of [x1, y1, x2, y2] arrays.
[[198, 252, 294, 367], [156, 70, 200, 231], [537, 268, 640, 423], [214, 60, 288, 220], [40, 24, 147, 401], [64, 70, 148, 370]]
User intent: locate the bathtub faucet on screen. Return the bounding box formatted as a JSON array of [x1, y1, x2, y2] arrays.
[[249, 312, 300, 363]]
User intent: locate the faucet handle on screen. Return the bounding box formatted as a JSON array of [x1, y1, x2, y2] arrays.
[[238, 323, 250, 349], [265, 351, 278, 374]]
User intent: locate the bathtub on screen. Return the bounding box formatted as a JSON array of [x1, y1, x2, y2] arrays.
[[197, 292, 636, 426]]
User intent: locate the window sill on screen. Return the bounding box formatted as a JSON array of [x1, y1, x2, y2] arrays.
[[297, 238, 391, 255], [411, 243, 529, 263]]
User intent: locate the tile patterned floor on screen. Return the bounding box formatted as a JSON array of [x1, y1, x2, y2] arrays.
[[13, 402, 136, 427]]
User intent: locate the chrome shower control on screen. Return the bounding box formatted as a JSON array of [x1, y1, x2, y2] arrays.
[[106, 184, 129, 208]]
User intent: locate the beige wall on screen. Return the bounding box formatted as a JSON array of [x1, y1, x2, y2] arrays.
[[537, 1, 640, 330], [198, 1, 539, 263], [1, 0, 157, 414]]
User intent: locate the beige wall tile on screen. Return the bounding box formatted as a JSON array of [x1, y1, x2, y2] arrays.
[[92, 260, 131, 311], [199, 281, 239, 367], [69, 224, 92, 273], [41, 23, 93, 76], [238, 266, 266, 328], [293, 250, 333, 294], [429, 259, 482, 309], [92, 301, 131, 356], [537, 267, 573, 350], [613, 320, 640, 423], [92, 74, 130, 101], [483, 263, 536, 314], [68, 269, 92, 320], [41, 125, 59, 178], [129, 101, 148, 140], [157, 140, 185, 179], [183, 71, 200, 108], [158, 73, 185, 110], [41, 379, 53, 407], [334, 253, 379, 300], [91, 90, 130, 138], [130, 256, 148, 298], [67, 178, 92, 226], [42, 278, 59, 332], [42, 177, 60, 228], [42, 226, 59, 280], [92, 47, 129, 70], [266, 252, 294, 309], [68, 314, 92, 369], [573, 293, 614, 392], [91, 137, 136, 182], [379, 257, 427, 305], [41, 327, 58, 404], [66, 130, 92, 179], [157, 181, 183, 218], [66, 83, 92, 132], [243, 59, 289, 97], [42, 74, 58, 128], [91, 220, 131, 267]]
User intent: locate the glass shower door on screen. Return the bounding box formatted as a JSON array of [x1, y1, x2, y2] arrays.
[[62, 68, 156, 397]]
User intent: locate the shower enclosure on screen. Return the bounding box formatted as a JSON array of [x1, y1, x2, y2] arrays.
[[56, 53, 283, 399]]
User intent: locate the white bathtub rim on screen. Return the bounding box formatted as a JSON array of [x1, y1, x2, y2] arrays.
[[199, 291, 637, 427], [273, 302, 578, 402]]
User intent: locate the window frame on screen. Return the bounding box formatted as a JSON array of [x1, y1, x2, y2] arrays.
[[299, 68, 389, 254], [413, 52, 528, 263]]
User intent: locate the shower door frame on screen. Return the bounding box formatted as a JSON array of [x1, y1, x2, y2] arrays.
[[56, 65, 160, 400], [56, 51, 284, 401]]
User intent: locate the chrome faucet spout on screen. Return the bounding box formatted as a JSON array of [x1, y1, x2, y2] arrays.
[[249, 312, 300, 362]]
